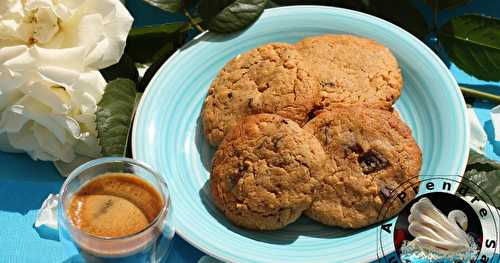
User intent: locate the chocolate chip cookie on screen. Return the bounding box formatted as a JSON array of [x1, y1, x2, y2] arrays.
[[304, 107, 421, 228], [202, 43, 320, 146], [211, 114, 326, 230], [295, 34, 403, 110]]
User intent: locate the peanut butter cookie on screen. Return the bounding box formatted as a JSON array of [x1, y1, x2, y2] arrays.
[[296, 34, 402, 110], [304, 107, 421, 228], [202, 43, 320, 146], [211, 114, 326, 230]]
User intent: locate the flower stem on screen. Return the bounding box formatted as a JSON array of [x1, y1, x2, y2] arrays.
[[460, 86, 500, 104], [184, 8, 204, 33], [432, 0, 438, 33], [429, 0, 440, 54]]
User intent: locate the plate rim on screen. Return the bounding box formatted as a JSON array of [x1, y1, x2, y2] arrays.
[[132, 5, 470, 263]]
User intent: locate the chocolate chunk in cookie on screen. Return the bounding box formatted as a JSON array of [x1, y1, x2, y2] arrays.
[[304, 107, 421, 228], [358, 149, 389, 174]]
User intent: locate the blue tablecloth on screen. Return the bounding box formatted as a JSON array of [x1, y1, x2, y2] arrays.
[[0, 0, 498, 262]]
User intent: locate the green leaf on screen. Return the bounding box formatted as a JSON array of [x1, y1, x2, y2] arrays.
[[311, 1, 428, 38], [96, 79, 137, 157], [462, 150, 500, 208], [463, 169, 500, 208], [125, 93, 143, 158], [100, 54, 139, 83], [137, 42, 179, 92], [467, 149, 500, 171], [364, 0, 430, 39], [266, 0, 279, 8], [198, 0, 268, 33], [424, 0, 471, 10], [438, 14, 500, 81], [142, 0, 182, 12], [125, 23, 189, 63]]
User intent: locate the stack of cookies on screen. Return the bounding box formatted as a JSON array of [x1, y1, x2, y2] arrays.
[[202, 35, 422, 230]]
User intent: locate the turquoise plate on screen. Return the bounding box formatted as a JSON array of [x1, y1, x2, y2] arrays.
[[132, 6, 469, 263]]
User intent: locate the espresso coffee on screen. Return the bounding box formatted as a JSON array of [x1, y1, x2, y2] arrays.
[[67, 173, 164, 238]]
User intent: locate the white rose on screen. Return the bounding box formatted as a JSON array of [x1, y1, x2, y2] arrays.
[[0, 45, 106, 162], [0, 0, 133, 163], [0, 0, 133, 69]]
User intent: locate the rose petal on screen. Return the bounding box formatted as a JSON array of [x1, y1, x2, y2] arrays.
[[0, 88, 22, 112], [3, 47, 36, 71], [66, 71, 105, 114], [8, 123, 39, 152], [24, 0, 53, 10], [468, 108, 487, 153], [0, 46, 26, 92], [78, 0, 133, 69], [2, 46, 84, 72], [0, 103, 31, 133], [75, 133, 101, 158], [38, 66, 80, 90], [0, 45, 26, 62], [32, 123, 76, 162], [6, 122, 60, 161], [0, 132, 21, 153], [20, 81, 70, 113], [78, 14, 106, 62], [52, 0, 83, 20], [491, 105, 500, 142], [74, 113, 97, 134], [56, 0, 83, 12], [2, 94, 82, 142], [35, 194, 59, 229], [31, 7, 60, 44], [24, 4, 60, 44], [0, 1, 29, 46], [31, 46, 86, 71]]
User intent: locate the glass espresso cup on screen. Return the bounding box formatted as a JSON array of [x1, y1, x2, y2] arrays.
[[58, 157, 174, 263]]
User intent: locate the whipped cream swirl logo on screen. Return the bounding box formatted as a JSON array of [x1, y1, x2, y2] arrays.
[[376, 176, 499, 263]]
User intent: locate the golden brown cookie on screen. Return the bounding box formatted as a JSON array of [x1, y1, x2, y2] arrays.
[[295, 34, 403, 110], [202, 43, 320, 146], [211, 114, 326, 230], [304, 107, 421, 228]]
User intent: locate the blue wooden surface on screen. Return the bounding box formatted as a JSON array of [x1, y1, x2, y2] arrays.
[[0, 0, 498, 262]]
